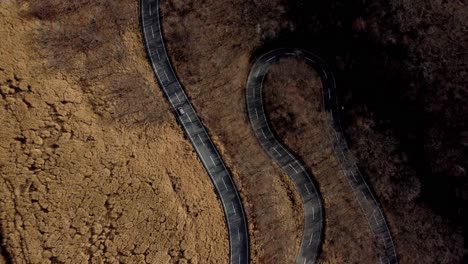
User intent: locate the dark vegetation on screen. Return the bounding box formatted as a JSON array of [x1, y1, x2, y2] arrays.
[[158, 0, 467, 261], [263, 58, 378, 263], [257, 0, 467, 262]]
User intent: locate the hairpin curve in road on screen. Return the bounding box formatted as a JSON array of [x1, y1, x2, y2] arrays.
[[246, 48, 398, 264]]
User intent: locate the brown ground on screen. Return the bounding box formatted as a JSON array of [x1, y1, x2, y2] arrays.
[[161, 0, 467, 262], [1, 0, 465, 263], [263, 58, 377, 263], [0, 1, 227, 263], [161, 1, 303, 263]]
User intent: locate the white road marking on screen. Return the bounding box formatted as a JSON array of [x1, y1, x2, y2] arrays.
[[289, 164, 298, 174], [304, 184, 310, 194], [279, 145, 288, 155], [312, 207, 315, 220], [149, 4, 152, 15], [262, 130, 268, 140], [328, 88, 331, 100], [232, 202, 237, 215], [255, 108, 259, 119], [286, 52, 295, 56], [273, 146, 282, 157], [306, 57, 315, 63], [308, 233, 314, 246], [209, 155, 217, 167], [151, 25, 155, 38], [303, 257, 307, 264], [237, 228, 240, 241], [322, 68, 328, 79], [186, 113, 193, 122], [221, 178, 228, 189], [266, 56, 275, 62], [155, 47, 160, 60], [198, 134, 205, 146], [239, 255, 241, 264], [255, 69, 260, 78], [175, 93, 182, 103], [164, 70, 170, 82]]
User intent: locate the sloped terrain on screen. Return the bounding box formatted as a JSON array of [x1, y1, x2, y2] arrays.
[[160, 1, 305, 263], [263, 58, 377, 263], [0, 1, 227, 263], [1, 0, 466, 263]]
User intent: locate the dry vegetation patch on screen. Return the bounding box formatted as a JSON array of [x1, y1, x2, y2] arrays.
[[160, 1, 305, 263], [263, 58, 377, 263], [0, 1, 227, 263]]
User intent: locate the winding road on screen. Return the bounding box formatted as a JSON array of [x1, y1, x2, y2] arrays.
[[140, 0, 397, 263], [140, 1, 249, 263], [247, 49, 398, 264], [246, 50, 324, 264]]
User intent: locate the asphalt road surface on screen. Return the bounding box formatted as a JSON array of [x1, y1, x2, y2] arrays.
[[246, 49, 398, 264], [246, 50, 324, 264], [140, 0, 249, 263], [140, 0, 397, 262]]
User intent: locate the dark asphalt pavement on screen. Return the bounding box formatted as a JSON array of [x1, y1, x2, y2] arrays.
[[140, 1, 249, 263], [246, 49, 398, 264]]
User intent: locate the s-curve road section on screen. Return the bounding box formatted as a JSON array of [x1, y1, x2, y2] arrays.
[[246, 49, 324, 264], [246, 49, 398, 264], [140, 0, 249, 263]]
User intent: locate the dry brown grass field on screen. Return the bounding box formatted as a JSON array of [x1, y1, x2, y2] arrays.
[[0, 1, 227, 263]]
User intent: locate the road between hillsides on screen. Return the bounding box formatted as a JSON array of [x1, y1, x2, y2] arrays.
[[140, 0, 397, 263], [140, 0, 249, 264], [246, 49, 398, 264]]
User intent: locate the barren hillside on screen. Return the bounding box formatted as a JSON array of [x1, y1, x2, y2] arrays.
[[0, 1, 227, 263]]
